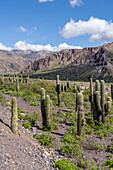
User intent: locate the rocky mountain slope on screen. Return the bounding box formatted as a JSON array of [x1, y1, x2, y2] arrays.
[[0, 50, 32, 74], [21, 42, 113, 82], [0, 49, 52, 74], [12, 49, 52, 60]]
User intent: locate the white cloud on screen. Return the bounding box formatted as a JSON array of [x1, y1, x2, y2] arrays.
[[0, 42, 12, 51], [39, 0, 54, 2], [70, 0, 83, 7], [14, 41, 82, 51], [19, 26, 27, 32], [60, 16, 113, 42]]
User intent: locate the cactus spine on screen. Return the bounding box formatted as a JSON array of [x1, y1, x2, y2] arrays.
[[40, 88, 46, 126], [77, 93, 85, 136], [45, 95, 51, 128], [11, 97, 18, 135]]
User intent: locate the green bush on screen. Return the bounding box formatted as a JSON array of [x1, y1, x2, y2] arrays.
[[61, 125, 84, 157], [22, 121, 32, 129], [103, 160, 113, 168], [34, 132, 56, 147], [53, 159, 78, 170], [30, 102, 39, 106]]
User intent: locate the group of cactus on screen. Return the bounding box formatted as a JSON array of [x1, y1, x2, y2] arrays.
[[40, 88, 53, 128], [90, 78, 112, 124]]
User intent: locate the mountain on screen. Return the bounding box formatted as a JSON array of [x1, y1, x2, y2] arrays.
[[12, 50, 53, 60], [0, 50, 32, 74], [21, 42, 113, 82], [0, 49, 53, 74]]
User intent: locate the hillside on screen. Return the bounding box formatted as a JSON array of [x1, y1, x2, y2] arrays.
[[0, 49, 52, 74], [0, 50, 32, 74], [21, 42, 113, 82], [12, 49, 53, 60]]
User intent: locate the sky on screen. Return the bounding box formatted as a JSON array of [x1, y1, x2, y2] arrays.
[[0, 0, 113, 51]]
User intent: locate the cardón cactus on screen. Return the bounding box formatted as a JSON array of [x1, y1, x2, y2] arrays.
[[77, 93, 85, 136], [93, 80, 112, 124], [56, 84, 61, 106], [11, 97, 18, 135], [40, 88, 46, 126], [45, 95, 51, 128], [89, 78, 93, 114], [16, 77, 19, 92]]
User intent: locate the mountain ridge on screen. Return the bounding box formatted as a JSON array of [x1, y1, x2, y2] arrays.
[[21, 42, 113, 82]]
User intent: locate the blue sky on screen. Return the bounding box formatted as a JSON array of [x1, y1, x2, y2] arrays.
[[0, 0, 113, 51]]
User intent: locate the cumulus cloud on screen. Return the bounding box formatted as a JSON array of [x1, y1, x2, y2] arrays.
[[19, 26, 27, 32], [70, 0, 83, 7], [60, 16, 113, 42], [14, 41, 82, 51], [0, 43, 12, 51], [39, 0, 54, 2]]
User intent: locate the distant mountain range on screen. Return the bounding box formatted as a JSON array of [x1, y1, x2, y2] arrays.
[[0, 42, 113, 82], [21, 42, 113, 82], [0, 49, 52, 74]]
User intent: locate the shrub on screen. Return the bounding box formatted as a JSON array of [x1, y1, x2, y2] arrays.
[[34, 132, 56, 147], [22, 121, 32, 129], [30, 102, 39, 106], [103, 160, 113, 168], [53, 159, 78, 170]]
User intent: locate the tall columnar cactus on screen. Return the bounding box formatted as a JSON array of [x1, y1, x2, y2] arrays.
[[100, 80, 105, 123], [89, 78, 93, 114], [93, 80, 112, 124], [95, 80, 100, 92], [26, 76, 29, 86], [11, 97, 18, 135], [45, 95, 51, 128], [74, 83, 77, 92], [56, 75, 59, 85], [77, 93, 85, 136], [67, 82, 69, 89], [61, 84, 64, 92], [16, 77, 19, 92], [13, 75, 16, 82], [111, 84, 113, 100], [21, 74, 23, 83], [1, 75, 4, 85], [9, 74, 11, 81], [93, 91, 101, 123], [56, 84, 61, 106], [40, 88, 46, 126], [50, 100, 53, 122], [64, 85, 67, 92]]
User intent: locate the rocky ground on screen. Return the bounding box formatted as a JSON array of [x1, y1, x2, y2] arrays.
[[0, 99, 64, 170], [0, 82, 112, 170]]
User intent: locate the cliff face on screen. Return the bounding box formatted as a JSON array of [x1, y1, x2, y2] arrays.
[[21, 42, 113, 81]]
